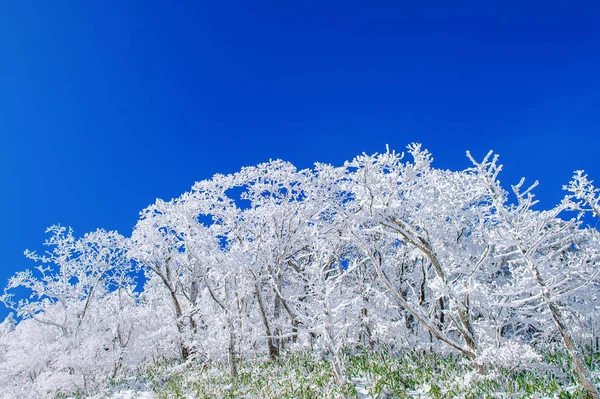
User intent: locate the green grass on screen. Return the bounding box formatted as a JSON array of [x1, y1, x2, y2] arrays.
[[102, 347, 599, 399]]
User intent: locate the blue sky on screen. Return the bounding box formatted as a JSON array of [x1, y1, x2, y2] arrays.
[[1, 1, 599, 319]]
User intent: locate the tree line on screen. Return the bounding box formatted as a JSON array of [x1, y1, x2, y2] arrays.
[[1, 144, 599, 398]]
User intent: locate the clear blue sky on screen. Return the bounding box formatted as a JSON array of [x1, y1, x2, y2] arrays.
[[1, 1, 599, 319]]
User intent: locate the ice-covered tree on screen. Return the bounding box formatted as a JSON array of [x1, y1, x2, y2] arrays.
[[469, 151, 600, 399]]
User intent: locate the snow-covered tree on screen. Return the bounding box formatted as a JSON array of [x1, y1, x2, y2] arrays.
[[0, 226, 135, 397], [469, 151, 600, 399]]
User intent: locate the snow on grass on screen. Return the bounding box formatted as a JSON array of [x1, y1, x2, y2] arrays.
[[90, 390, 155, 399], [93, 349, 596, 399]]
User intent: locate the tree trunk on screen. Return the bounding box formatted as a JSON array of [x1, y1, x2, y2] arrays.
[[227, 316, 238, 378], [253, 279, 279, 360], [166, 287, 191, 360], [323, 326, 345, 385], [291, 317, 299, 344], [360, 306, 374, 349], [527, 254, 599, 399], [547, 301, 599, 399]]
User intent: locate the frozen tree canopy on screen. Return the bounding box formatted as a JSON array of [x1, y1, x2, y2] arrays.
[[1, 145, 599, 398]]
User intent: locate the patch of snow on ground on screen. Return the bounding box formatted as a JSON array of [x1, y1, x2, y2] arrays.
[[87, 390, 155, 399], [352, 377, 372, 399]]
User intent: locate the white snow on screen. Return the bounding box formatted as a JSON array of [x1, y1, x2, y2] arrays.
[[87, 390, 155, 399]]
